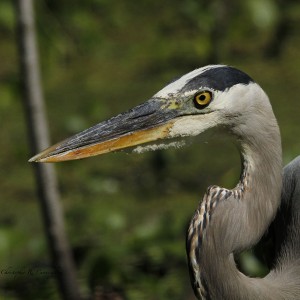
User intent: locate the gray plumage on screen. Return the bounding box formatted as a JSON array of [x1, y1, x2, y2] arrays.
[[183, 68, 300, 299], [30, 65, 300, 299], [187, 157, 300, 300]]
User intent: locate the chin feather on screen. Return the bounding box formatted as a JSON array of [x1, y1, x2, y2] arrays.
[[132, 139, 186, 154]]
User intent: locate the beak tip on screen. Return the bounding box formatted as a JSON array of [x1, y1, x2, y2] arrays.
[[28, 148, 54, 163], [28, 154, 43, 163]]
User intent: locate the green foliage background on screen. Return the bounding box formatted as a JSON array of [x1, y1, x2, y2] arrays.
[[0, 0, 300, 299]]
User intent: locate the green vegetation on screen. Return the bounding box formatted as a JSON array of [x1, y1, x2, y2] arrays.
[[1, 0, 300, 298]]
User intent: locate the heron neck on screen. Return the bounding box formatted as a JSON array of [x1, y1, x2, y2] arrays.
[[199, 113, 283, 299], [237, 122, 282, 249]]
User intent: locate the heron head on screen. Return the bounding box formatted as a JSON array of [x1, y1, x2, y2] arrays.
[[29, 65, 269, 163]]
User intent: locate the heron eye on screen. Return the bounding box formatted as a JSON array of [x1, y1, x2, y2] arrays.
[[193, 91, 212, 109]]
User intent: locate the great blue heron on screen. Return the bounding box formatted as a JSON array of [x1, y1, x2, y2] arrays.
[[30, 65, 300, 299]]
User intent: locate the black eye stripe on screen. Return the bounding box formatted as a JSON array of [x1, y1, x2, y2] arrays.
[[181, 66, 254, 92]]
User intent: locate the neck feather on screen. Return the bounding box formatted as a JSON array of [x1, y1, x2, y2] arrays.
[[187, 104, 283, 299]]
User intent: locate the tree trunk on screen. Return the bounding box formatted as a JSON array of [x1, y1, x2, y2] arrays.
[[15, 0, 81, 299]]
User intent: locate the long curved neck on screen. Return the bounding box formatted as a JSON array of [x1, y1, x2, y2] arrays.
[[187, 105, 284, 299]]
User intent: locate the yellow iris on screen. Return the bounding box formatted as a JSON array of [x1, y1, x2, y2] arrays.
[[194, 91, 212, 108]]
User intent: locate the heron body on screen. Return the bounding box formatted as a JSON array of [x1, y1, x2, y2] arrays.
[[30, 65, 300, 299]]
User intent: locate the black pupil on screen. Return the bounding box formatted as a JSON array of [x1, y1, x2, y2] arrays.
[[199, 94, 206, 101]]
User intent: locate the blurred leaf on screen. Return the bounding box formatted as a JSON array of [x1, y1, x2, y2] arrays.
[[248, 0, 278, 29], [0, 1, 15, 30]]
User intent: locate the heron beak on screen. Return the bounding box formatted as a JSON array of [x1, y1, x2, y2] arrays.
[[29, 98, 182, 162]]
